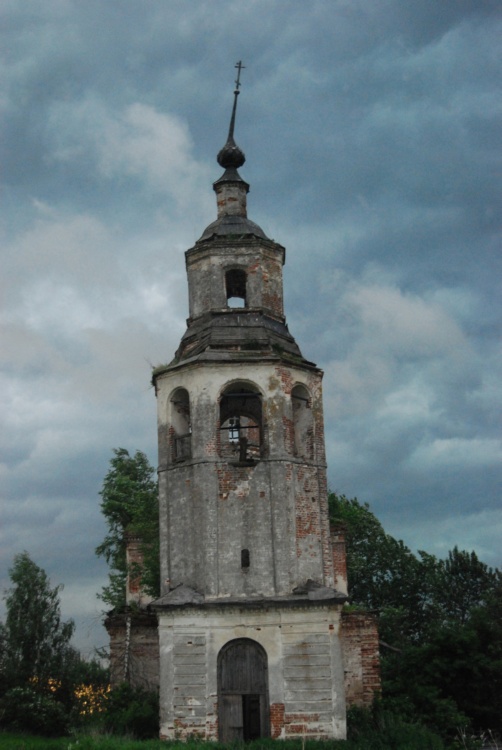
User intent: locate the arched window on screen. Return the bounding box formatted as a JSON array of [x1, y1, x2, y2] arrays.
[[226, 268, 247, 308], [170, 388, 191, 461], [292, 384, 314, 460], [219, 383, 262, 461]]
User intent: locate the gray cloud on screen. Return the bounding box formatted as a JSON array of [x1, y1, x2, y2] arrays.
[[1, 0, 501, 654]]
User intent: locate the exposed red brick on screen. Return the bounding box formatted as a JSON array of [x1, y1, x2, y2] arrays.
[[283, 415, 295, 454], [331, 522, 348, 591], [341, 610, 381, 708], [275, 366, 294, 395], [270, 702, 285, 738]]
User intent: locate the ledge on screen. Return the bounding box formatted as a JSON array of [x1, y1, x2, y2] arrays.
[[151, 591, 348, 614]]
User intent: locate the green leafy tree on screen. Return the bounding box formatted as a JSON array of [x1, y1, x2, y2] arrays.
[[0, 552, 75, 693], [103, 682, 159, 739], [329, 491, 502, 740], [433, 546, 501, 626], [329, 493, 434, 645], [96, 448, 159, 609]]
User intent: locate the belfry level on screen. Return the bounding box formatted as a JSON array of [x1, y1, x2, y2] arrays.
[[106, 67, 380, 741]]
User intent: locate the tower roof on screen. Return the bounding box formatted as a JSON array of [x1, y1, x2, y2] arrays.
[[198, 62, 269, 243]]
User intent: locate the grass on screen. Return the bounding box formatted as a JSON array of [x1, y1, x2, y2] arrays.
[[0, 735, 448, 750], [0, 736, 354, 750], [0, 734, 170, 750]]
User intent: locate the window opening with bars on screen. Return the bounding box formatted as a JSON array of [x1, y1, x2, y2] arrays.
[[219, 386, 262, 461]]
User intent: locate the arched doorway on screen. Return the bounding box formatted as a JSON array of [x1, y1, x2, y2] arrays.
[[218, 639, 270, 741]]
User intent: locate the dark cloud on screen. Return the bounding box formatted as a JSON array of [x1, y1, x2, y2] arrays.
[[1, 0, 501, 654]]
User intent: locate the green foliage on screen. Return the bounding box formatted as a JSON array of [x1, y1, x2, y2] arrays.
[[329, 493, 429, 644], [0, 553, 113, 737], [433, 546, 501, 626], [69, 656, 110, 689], [62, 654, 110, 725], [96, 448, 159, 609], [0, 732, 455, 750], [385, 605, 502, 738], [0, 735, 69, 750], [348, 704, 445, 749], [329, 491, 502, 741], [0, 685, 69, 736], [0, 552, 75, 693], [102, 682, 159, 739], [0, 735, 170, 749]]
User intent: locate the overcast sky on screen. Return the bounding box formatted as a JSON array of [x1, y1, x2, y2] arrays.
[[1, 0, 501, 658]]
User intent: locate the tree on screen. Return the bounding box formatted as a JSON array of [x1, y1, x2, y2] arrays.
[[329, 493, 433, 645], [96, 448, 159, 609], [0, 552, 75, 693], [329, 492, 502, 739], [433, 546, 501, 626]]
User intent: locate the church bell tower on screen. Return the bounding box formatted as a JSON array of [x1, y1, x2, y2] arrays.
[[152, 64, 349, 741]]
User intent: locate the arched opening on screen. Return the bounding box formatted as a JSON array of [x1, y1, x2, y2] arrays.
[[226, 268, 247, 308], [170, 388, 191, 461], [219, 383, 262, 461], [218, 639, 270, 742], [292, 384, 314, 459]]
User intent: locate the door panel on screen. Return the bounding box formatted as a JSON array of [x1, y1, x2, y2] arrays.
[[220, 694, 243, 742]]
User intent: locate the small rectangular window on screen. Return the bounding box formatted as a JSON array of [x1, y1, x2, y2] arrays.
[[241, 549, 250, 568]]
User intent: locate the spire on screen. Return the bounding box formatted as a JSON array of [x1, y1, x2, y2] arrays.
[[198, 62, 269, 241], [217, 61, 246, 170]]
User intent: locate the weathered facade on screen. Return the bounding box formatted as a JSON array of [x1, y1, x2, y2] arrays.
[[106, 72, 380, 740]]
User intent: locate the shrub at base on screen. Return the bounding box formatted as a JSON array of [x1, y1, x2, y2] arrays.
[[347, 705, 445, 750], [103, 682, 159, 739], [0, 686, 69, 737]]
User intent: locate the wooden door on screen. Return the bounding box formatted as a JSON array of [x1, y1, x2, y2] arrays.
[[220, 694, 243, 741], [218, 639, 270, 742]]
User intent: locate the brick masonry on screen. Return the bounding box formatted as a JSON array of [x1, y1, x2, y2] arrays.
[[340, 610, 381, 707], [270, 702, 285, 738], [106, 611, 159, 691]]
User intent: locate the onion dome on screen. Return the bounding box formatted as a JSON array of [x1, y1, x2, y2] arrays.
[[217, 135, 245, 170]]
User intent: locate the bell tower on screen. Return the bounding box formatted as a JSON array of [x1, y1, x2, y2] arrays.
[[152, 63, 349, 741]]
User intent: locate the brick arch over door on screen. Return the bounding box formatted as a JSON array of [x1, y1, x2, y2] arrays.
[[217, 638, 270, 742]]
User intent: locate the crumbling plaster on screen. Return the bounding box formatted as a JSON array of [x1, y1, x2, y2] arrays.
[[185, 239, 286, 321], [157, 603, 347, 741], [156, 361, 334, 600]]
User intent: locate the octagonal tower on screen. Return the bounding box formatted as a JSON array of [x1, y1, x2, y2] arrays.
[[152, 67, 349, 741]]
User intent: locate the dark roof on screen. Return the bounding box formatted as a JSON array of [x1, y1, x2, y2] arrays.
[[198, 214, 269, 242]]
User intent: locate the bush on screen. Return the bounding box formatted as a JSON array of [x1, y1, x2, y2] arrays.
[[347, 704, 446, 749], [0, 686, 69, 737], [102, 682, 159, 739]]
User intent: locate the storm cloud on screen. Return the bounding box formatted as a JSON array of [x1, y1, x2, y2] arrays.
[[1, 0, 501, 656]]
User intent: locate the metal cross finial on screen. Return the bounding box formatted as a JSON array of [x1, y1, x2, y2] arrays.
[[228, 61, 245, 140], [234, 60, 245, 92]]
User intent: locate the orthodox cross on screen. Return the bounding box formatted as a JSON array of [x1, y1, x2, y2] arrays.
[[228, 61, 245, 140], [234, 60, 245, 92]]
